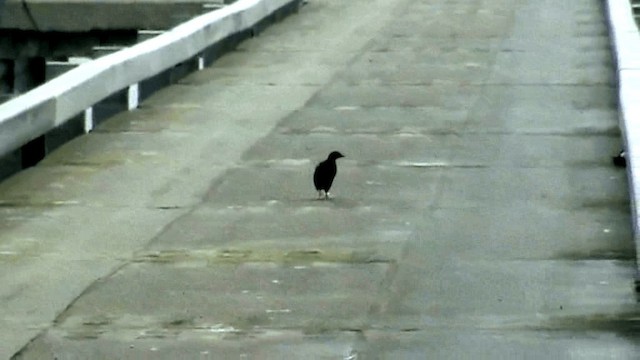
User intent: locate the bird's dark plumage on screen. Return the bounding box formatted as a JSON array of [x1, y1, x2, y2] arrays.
[[313, 151, 344, 199], [613, 150, 626, 168]]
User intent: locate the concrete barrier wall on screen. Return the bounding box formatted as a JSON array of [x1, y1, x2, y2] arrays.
[[0, 0, 298, 160], [604, 0, 640, 278]]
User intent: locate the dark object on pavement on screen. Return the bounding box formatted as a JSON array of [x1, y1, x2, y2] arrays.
[[613, 150, 626, 168], [313, 151, 345, 199]]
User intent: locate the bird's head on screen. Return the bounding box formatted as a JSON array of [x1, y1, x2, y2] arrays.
[[328, 151, 345, 160]]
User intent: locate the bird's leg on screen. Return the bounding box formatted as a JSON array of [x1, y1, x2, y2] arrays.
[[325, 191, 331, 200], [317, 190, 325, 199]]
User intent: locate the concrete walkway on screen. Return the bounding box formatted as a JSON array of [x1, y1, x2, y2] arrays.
[[2, 0, 639, 358]]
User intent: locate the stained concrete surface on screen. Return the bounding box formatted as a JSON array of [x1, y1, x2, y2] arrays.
[[1, 0, 639, 358]]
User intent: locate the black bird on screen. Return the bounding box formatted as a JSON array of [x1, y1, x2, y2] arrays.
[[613, 149, 626, 168], [313, 151, 345, 199]]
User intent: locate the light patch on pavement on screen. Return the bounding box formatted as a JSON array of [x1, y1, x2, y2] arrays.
[[225, 205, 269, 214], [394, 130, 425, 138], [345, 349, 359, 360], [310, 126, 338, 133], [51, 200, 81, 205], [140, 151, 159, 157], [49, 183, 65, 189], [334, 105, 361, 111], [265, 308, 291, 313], [207, 324, 240, 334], [267, 158, 312, 166], [395, 161, 448, 168]]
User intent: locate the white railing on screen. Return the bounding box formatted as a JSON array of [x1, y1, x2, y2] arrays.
[[0, 0, 297, 158], [604, 0, 640, 271]]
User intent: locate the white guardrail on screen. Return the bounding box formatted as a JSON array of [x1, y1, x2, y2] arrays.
[[0, 0, 297, 158], [604, 0, 640, 275]]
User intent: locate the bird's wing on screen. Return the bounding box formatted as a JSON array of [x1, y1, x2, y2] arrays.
[[313, 162, 323, 189]]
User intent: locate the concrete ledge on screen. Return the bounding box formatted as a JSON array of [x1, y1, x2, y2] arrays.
[[604, 0, 640, 280], [0, 0, 300, 163]]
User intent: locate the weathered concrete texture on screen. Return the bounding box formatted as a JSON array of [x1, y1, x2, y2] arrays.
[[2, 0, 639, 358]]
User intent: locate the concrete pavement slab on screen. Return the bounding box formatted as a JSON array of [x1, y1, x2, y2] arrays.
[[412, 206, 632, 261], [0, 205, 182, 358], [358, 328, 640, 359], [19, 330, 363, 359]]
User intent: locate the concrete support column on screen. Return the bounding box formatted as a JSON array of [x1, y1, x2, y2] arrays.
[[198, 55, 205, 70], [127, 84, 139, 110], [84, 108, 94, 133]]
